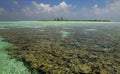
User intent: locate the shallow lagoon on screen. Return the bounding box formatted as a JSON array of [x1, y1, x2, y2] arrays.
[[0, 21, 120, 29], [0, 21, 120, 74], [0, 36, 30, 74]]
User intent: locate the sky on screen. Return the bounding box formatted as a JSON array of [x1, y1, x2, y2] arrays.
[[0, 0, 120, 21]]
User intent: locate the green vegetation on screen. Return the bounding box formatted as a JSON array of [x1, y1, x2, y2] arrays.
[[38, 17, 111, 22]]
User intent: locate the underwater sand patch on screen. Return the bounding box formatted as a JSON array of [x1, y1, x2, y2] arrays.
[[0, 36, 31, 74], [60, 31, 70, 38], [85, 29, 97, 31]]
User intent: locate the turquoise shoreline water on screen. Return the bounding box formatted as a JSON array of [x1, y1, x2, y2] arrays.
[[0, 36, 30, 74], [0, 21, 120, 29]]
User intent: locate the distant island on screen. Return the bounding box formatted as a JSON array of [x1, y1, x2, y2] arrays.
[[38, 17, 111, 22]]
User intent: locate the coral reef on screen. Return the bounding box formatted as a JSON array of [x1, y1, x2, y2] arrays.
[[0, 25, 120, 74]]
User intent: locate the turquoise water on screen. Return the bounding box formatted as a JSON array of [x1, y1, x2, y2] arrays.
[[0, 36, 30, 74], [0, 21, 72, 29], [0, 21, 120, 29], [60, 31, 70, 38]]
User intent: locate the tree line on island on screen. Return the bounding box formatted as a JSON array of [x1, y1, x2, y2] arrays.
[[39, 17, 111, 22]]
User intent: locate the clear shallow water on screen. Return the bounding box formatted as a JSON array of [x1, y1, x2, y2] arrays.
[[60, 31, 70, 38], [0, 21, 73, 29], [0, 36, 30, 74], [0, 21, 120, 29], [0, 21, 120, 74]]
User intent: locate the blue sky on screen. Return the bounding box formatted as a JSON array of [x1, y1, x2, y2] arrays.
[[0, 0, 120, 21]]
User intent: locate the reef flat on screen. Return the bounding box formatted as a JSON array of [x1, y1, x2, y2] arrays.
[[0, 22, 120, 74]]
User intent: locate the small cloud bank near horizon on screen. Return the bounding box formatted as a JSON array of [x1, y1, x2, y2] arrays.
[[21, 1, 74, 20], [0, 0, 120, 21]]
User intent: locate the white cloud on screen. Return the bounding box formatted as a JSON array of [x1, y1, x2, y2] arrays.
[[21, 1, 72, 19], [97, 0, 120, 21], [32, 1, 51, 13], [21, 0, 120, 21], [59, 1, 71, 9], [80, 0, 120, 21]]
